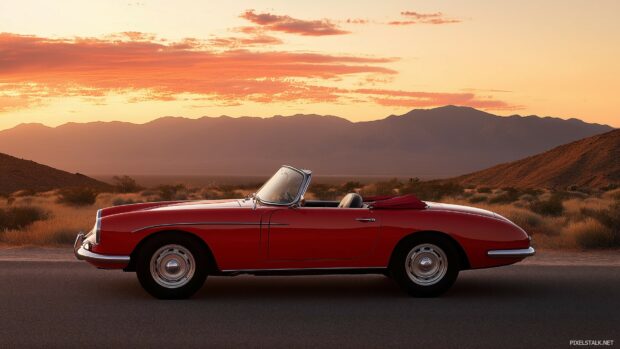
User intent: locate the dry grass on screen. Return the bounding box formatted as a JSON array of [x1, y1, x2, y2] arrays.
[[443, 189, 618, 250], [568, 218, 614, 249], [0, 192, 102, 246]]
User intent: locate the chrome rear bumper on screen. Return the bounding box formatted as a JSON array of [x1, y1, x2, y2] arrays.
[[487, 246, 535, 258], [74, 232, 130, 264]]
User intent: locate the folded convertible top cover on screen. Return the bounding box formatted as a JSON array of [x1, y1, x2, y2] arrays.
[[370, 194, 427, 209]]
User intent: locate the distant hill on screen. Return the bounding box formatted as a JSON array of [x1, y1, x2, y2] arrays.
[[453, 129, 620, 189], [0, 106, 612, 177], [0, 153, 110, 195]]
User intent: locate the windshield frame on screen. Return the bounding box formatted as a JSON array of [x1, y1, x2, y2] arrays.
[[255, 165, 312, 207]]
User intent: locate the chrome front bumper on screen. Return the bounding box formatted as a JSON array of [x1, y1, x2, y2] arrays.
[[74, 232, 130, 264], [487, 246, 535, 258]]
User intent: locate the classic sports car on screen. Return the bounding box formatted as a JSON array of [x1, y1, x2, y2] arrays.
[[75, 165, 534, 299]]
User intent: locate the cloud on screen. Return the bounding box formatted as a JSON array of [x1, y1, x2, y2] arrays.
[[389, 11, 461, 25], [209, 34, 283, 48], [0, 33, 517, 112], [240, 10, 349, 36], [345, 18, 370, 24], [356, 89, 520, 110], [0, 32, 394, 107]]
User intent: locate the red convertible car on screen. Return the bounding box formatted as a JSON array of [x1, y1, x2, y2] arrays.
[[75, 165, 534, 299]]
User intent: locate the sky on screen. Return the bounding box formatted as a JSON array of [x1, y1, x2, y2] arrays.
[[0, 0, 619, 130]]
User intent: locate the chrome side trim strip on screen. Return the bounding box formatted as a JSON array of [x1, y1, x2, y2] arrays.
[[131, 221, 288, 233], [221, 266, 385, 272], [487, 247, 535, 258]]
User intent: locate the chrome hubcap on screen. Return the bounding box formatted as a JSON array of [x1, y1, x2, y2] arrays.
[[150, 244, 195, 289], [405, 243, 448, 286]]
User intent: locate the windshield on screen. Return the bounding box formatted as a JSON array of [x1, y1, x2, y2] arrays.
[[256, 167, 305, 205]]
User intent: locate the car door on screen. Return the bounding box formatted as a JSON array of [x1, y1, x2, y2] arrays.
[[267, 207, 380, 263]]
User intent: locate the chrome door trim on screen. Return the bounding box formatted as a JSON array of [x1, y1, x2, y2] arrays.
[[132, 221, 288, 233]]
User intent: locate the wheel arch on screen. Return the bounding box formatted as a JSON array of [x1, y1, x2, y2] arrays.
[[125, 230, 219, 273], [389, 230, 470, 270]]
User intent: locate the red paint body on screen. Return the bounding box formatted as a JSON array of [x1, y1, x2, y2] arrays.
[[86, 198, 530, 271]]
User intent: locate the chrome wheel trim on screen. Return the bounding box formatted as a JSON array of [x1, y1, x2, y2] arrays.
[[150, 244, 196, 289], [405, 243, 448, 286]]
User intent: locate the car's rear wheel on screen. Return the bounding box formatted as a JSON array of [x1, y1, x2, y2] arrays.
[[136, 234, 208, 299], [390, 235, 460, 297]]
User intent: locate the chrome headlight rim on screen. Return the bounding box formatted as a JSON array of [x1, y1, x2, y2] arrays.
[[94, 209, 102, 244]]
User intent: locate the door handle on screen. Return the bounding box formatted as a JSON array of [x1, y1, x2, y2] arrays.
[[355, 218, 376, 223]]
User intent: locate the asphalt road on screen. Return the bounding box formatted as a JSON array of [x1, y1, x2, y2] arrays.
[[0, 262, 618, 348]]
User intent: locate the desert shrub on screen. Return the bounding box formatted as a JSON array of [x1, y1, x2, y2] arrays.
[[201, 189, 222, 199], [310, 183, 342, 200], [374, 178, 404, 196], [57, 187, 98, 206], [401, 179, 464, 201], [157, 184, 188, 201], [505, 209, 544, 233], [49, 229, 78, 245], [112, 197, 141, 206], [468, 194, 487, 203], [112, 175, 143, 193], [217, 185, 239, 198], [341, 181, 362, 193], [477, 187, 492, 194], [580, 201, 620, 246], [12, 189, 36, 197], [6, 197, 16, 205], [572, 219, 615, 249], [140, 189, 157, 196], [489, 187, 521, 204], [0, 206, 48, 231], [602, 188, 620, 201], [601, 184, 619, 192], [529, 194, 564, 216], [198, 185, 239, 199], [519, 194, 537, 202]]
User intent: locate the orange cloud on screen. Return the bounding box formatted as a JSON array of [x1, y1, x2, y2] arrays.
[[356, 89, 520, 110], [389, 11, 461, 25], [0, 33, 393, 107], [0, 33, 517, 111], [240, 10, 349, 36], [209, 34, 283, 48]]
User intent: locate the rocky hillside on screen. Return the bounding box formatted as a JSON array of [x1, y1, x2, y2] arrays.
[[0, 153, 110, 195], [454, 129, 620, 189]]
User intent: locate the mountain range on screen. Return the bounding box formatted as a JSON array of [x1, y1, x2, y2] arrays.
[[454, 129, 620, 189], [0, 106, 612, 177]]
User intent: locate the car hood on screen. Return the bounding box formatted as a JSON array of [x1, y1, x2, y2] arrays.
[[424, 202, 500, 219], [147, 199, 253, 211], [101, 198, 252, 217]]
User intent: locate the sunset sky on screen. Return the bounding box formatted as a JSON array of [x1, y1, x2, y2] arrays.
[[0, 0, 618, 130]]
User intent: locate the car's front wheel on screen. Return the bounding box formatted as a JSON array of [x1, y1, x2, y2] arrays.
[[390, 235, 460, 297], [136, 234, 208, 299]]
